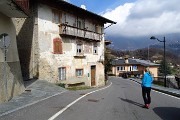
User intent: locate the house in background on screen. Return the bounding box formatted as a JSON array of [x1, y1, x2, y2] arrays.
[[0, 0, 29, 103], [14, 0, 116, 87], [111, 57, 159, 78]]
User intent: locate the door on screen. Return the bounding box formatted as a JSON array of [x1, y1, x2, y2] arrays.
[[91, 66, 96, 86]]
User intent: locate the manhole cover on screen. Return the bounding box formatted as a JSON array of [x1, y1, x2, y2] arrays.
[[87, 99, 99, 102]]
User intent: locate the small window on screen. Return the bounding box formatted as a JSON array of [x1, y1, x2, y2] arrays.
[[117, 67, 119, 71], [77, 19, 85, 29], [93, 44, 98, 54], [117, 66, 125, 71], [76, 69, 83, 76], [77, 44, 82, 54], [59, 67, 66, 80], [95, 25, 98, 33], [132, 66, 138, 71], [52, 10, 61, 24], [53, 38, 62, 54], [77, 20, 81, 29]]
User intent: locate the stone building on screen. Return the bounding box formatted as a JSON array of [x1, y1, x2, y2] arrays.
[[15, 0, 116, 86], [0, 0, 29, 103]]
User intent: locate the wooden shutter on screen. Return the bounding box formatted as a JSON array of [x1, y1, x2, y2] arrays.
[[53, 38, 62, 54]]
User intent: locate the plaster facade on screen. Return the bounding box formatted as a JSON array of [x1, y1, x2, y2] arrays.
[[0, 13, 24, 103], [15, 1, 114, 87], [37, 4, 105, 86]]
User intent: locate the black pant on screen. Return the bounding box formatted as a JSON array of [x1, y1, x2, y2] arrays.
[[142, 87, 151, 104]]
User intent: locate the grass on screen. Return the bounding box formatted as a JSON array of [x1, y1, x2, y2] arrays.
[[153, 81, 164, 86], [56, 83, 66, 88], [67, 86, 91, 91]]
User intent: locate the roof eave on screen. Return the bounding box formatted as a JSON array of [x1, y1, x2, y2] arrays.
[[39, 0, 116, 24]]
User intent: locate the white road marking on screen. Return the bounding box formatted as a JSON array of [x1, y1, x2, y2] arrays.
[[48, 82, 112, 120], [152, 90, 180, 100], [0, 91, 67, 117], [129, 79, 180, 100]]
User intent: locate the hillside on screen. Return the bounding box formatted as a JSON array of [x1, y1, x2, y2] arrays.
[[110, 47, 180, 66], [151, 43, 180, 57]]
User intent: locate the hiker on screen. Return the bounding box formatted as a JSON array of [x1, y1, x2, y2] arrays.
[[141, 67, 153, 109]]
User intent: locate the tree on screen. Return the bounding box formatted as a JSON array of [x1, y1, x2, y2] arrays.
[[159, 60, 172, 75], [104, 52, 112, 74]]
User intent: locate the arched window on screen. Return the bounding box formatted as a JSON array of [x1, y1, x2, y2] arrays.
[[53, 38, 62, 54]]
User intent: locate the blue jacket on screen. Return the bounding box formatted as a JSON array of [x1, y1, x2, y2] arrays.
[[141, 72, 153, 87]]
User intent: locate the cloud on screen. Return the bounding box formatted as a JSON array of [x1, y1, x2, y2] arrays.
[[102, 0, 180, 37], [81, 5, 86, 10]]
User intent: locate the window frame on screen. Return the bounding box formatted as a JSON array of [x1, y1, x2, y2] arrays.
[[117, 66, 125, 71], [76, 69, 83, 77], [77, 44, 83, 54], [58, 67, 66, 80], [52, 9, 62, 24], [93, 43, 98, 54]]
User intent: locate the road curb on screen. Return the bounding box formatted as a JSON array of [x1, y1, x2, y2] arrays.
[[129, 78, 180, 98]]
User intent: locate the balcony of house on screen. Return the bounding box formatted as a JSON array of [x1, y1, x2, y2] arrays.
[[59, 23, 102, 41], [74, 53, 86, 58]]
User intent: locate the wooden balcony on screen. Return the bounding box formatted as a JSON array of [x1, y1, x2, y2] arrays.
[[59, 23, 102, 41]]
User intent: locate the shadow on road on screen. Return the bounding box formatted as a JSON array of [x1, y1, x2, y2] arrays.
[[119, 97, 144, 108], [24, 79, 38, 88], [153, 107, 180, 120]]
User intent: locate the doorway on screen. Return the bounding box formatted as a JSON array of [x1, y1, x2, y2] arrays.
[[91, 65, 96, 86]]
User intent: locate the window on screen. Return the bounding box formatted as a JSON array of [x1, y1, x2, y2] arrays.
[[77, 20, 81, 29], [95, 25, 99, 33], [58, 67, 66, 80], [132, 66, 138, 71], [53, 38, 62, 54], [77, 19, 85, 29], [93, 44, 98, 54], [117, 66, 125, 71], [52, 10, 61, 24], [77, 44, 83, 54], [76, 69, 83, 76]]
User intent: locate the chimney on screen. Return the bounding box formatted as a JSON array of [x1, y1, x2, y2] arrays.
[[124, 55, 129, 64], [125, 58, 129, 64]]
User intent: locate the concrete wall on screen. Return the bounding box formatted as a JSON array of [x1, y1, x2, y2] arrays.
[[37, 4, 105, 86], [0, 13, 24, 103]]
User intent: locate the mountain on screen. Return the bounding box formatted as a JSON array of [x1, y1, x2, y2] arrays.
[[150, 43, 180, 57], [106, 33, 180, 51]]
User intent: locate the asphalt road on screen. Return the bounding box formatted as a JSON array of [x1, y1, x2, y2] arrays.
[[1, 77, 180, 120]]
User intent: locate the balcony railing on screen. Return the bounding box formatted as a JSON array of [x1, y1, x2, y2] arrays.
[[59, 23, 102, 41]]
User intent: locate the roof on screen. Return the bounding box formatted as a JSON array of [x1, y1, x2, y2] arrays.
[[39, 0, 116, 24], [112, 58, 159, 67], [0, 0, 29, 17], [105, 40, 112, 45]]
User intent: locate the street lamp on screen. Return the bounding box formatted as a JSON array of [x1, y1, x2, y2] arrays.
[[150, 36, 166, 87]]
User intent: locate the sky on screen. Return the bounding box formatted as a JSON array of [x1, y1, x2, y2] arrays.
[[66, 0, 180, 50]]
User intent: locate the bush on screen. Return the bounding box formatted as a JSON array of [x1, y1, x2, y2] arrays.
[[108, 73, 116, 76], [56, 83, 66, 88]]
